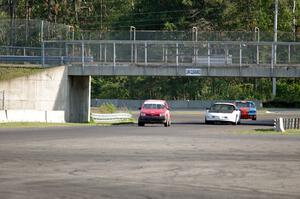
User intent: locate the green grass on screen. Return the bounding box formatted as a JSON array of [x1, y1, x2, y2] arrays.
[[0, 122, 96, 128], [0, 65, 44, 81], [0, 118, 136, 129]]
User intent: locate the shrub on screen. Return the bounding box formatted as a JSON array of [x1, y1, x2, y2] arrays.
[[98, 103, 117, 114], [263, 100, 300, 108]]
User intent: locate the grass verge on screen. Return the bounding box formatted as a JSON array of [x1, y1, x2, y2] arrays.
[[0, 65, 44, 81], [0, 122, 96, 128]]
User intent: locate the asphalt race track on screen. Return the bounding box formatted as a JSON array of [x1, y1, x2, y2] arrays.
[[0, 110, 300, 199]]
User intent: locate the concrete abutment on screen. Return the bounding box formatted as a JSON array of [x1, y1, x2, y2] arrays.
[[0, 66, 91, 123]]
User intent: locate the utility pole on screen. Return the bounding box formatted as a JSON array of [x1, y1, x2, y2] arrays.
[[272, 0, 278, 99]]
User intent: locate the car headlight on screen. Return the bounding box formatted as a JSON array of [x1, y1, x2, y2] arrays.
[[160, 113, 165, 117], [140, 112, 146, 116]]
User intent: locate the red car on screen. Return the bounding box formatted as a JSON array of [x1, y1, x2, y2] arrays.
[[138, 100, 171, 127], [235, 101, 257, 120]]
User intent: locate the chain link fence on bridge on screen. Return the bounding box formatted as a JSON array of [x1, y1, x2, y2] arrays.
[[0, 19, 72, 47], [1, 19, 300, 66], [1, 19, 300, 45]]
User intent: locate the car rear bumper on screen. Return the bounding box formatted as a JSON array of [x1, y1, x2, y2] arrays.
[[206, 117, 235, 123], [205, 114, 236, 123], [240, 114, 256, 119], [138, 116, 166, 123]]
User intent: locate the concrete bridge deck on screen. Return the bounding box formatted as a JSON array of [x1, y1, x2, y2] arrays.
[[68, 63, 300, 77]]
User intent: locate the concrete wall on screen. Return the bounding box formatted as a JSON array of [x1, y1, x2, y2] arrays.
[[0, 66, 69, 110], [0, 110, 65, 123], [92, 99, 263, 110], [0, 66, 91, 123]]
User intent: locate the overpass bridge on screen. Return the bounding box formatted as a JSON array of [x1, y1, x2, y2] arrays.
[[1, 39, 300, 77], [41, 40, 300, 77]]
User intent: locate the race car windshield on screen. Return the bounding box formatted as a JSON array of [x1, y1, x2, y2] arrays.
[[210, 104, 235, 113], [143, 104, 165, 109], [236, 102, 250, 108]]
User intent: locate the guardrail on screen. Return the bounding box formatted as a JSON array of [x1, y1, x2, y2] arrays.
[[91, 113, 132, 122], [274, 117, 300, 132]]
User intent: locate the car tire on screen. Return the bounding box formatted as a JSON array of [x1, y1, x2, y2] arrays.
[[232, 116, 239, 125], [164, 118, 170, 127], [138, 122, 145, 127], [164, 122, 168, 127], [252, 116, 257, 120]]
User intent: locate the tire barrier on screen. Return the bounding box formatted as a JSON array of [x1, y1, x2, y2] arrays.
[[274, 117, 300, 132], [91, 113, 132, 123]]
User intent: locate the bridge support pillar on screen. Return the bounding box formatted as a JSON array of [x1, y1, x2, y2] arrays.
[[68, 75, 91, 123]]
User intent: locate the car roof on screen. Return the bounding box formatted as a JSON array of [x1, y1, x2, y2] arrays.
[[143, 99, 166, 105], [235, 100, 254, 103], [213, 102, 236, 106]]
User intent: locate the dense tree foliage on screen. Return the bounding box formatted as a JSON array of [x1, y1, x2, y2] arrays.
[[0, 0, 300, 102]]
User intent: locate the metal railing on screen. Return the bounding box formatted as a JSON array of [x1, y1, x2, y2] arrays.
[[91, 112, 132, 122], [39, 40, 300, 68]]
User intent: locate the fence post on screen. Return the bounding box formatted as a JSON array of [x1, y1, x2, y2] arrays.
[[144, 42, 148, 66], [41, 41, 45, 67], [130, 26, 136, 63], [255, 27, 260, 64], [288, 44, 291, 64], [208, 42, 211, 67], [176, 43, 179, 68], [65, 42, 68, 64], [99, 43, 102, 62], [113, 42, 116, 73], [81, 41, 85, 67], [165, 46, 168, 63], [40, 20, 44, 42], [104, 44, 107, 63]]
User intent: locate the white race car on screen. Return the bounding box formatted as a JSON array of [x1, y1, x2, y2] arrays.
[[205, 102, 241, 125]]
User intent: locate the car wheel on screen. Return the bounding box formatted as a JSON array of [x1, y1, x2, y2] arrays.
[[232, 116, 239, 125], [164, 122, 168, 127], [237, 116, 241, 125], [138, 122, 145, 127], [168, 119, 171, 127], [252, 116, 257, 120]]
